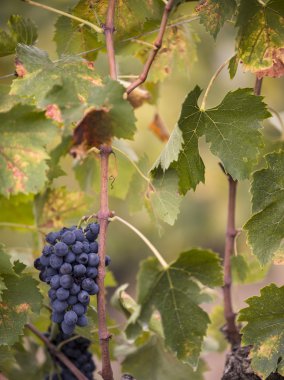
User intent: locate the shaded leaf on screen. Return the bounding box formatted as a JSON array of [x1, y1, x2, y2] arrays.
[[236, 0, 284, 76], [130, 249, 223, 367], [122, 335, 207, 380], [0, 104, 57, 196], [0, 274, 42, 345], [239, 284, 284, 378], [244, 151, 284, 264], [228, 54, 239, 79], [152, 87, 270, 194], [0, 15, 37, 57], [197, 0, 237, 39]]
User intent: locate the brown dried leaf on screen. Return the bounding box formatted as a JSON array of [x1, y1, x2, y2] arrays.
[[148, 113, 170, 142]]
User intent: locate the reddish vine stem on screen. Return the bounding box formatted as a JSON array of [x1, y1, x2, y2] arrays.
[[25, 323, 88, 380], [222, 76, 263, 346], [126, 0, 175, 94], [96, 1, 117, 379], [222, 173, 241, 346]]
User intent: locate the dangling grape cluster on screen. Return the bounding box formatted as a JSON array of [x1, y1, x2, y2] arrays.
[[45, 330, 96, 380], [34, 223, 111, 335]]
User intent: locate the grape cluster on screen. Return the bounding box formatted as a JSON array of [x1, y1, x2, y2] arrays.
[[34, 223, 111, 335], [45, 331, 95, 380]]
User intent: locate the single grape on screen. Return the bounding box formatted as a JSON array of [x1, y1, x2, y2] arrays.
[[86, 267, 98, 279], [88, 253, 99, 267], [49, 254, 63, 269], [89, 223, 100, 237], [60, 274, 73, 289], [52, 299, 68, 313], [48, 288, 57, 300], [65, 251, 76, 264], [78, 290, 90, 305], [60, 263, 72, 274], [71, 241, 84, 254], [88, 283, 99, 295], [46, 231, 59, 244], [70, 283, 81, 295], [77, 253, 88, 265], [50, 274, 61, 289], [39, 255, 50, 267], [42, 245, 52, 256], [54, 242, 69, 257], [61, 321, 75, 335], [73, 264, 86, 277], [77, 315, 88, 327], [89, 242, 98, 253], [82, 241, 90, 253], [81, 278, 95, 292], [105, 255, 111, 266], [85, 230, 96, 242], [74, 229, 85, 242], [51, 311, 64, 323], [56, 287, 70, 301], [61, 231, 76, 245], [72, 303, 85, 317], [34, 257, 43, 270], [67, 295, 78, 306], [64, 310, 78, 326]]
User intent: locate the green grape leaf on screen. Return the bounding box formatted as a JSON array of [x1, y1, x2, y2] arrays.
[[47, 136, 72, 182], [0, 194, 34, 224], [197, 0, 237, 39], [228, 54, 239, 79], [122, 335, 207, 380], [149, 169, 182, 226], [230, 255, 249, 283], [0, 274, 42, 346], [152, 87, 270, 195], [244, 151, 284, 265], [54, 0, 102, 61], [130, 249, 223, 367], [239, 284, 284, 378], [0, 15, 37, 57], [0, 246, 15, 275], [0, 104, 57, 196], [236, 0, 284, 75]]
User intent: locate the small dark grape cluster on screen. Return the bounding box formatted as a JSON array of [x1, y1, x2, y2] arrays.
[[45, 331, 96, 380], [34, 223, 111, 335]]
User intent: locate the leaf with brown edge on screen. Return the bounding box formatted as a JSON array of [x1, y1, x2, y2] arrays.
[[0, 104, 57, 197], [255, 48, 284, 79], [71, 78, 136, 154]]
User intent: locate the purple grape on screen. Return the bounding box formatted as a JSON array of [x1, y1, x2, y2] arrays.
[[60, 274, 73, 289], [82, 278, 95, 292], [34, 258, 43, 270], [56, 287, 70, 301], [71, 241, 84, 255], [52, 311, 64, 323], [61, 321, 75, 335], [73, 264, 86, 277], [89, 223, 100, 236], [67, 295, 78, 305], [42, 245, 53, 256], [105, 255, 111, 266], [88, 253, 99, 267], [50, 274, 61, 289], [88, 283, 99, 295], [77, 315, 88, 327], [54, 242, 69, 257], [77, 253, 88, 265], [78, 291, 90, 305], [48, 288, 57, 300], [65, 251, 76, 263], [86, 267, 98, 279], [60, 263, 72, 274], [64, 310, 78, 326], [89, 242, 98, 253], [82, 242, 90, 253], [61, 231, 76, 245], [70, 283, 80, 295], [46, 231, 59, 244], [39, 255, 50, 267], [85, 230, 95, 242], [50, 254, 63, 269], [52, 299, 68, 313], [74, 229, 85, 242], [72, 303, 85, 317]]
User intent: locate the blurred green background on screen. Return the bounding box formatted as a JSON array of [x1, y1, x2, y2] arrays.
[[0, 1, 284, 378]]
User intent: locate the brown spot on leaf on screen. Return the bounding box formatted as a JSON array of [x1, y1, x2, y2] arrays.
[[45, 104, 63, 123], [70, 108, 112, 158], [15, 58, 27, 77], [255, 48, 284, 78], [15, 303, 30, 313]]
